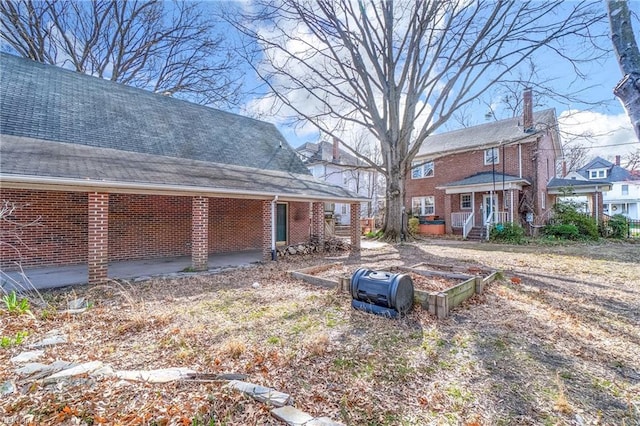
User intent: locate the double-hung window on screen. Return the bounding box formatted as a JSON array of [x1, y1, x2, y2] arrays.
[[484, 148, 499, 165], [412, 196, 435, 216], [460, 194, 472, 210], [411, 160, 434, 179]]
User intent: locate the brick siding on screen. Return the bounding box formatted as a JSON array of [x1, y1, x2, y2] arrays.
[[289, 202, 312, 245], [0, 190, 88, 268], [88, 192, 109, 283], [406, 134, 556, 229], [1, 189, 317, 269], [192, 196, 209, 270]]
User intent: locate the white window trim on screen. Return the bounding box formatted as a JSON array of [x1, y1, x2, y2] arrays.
[[411, 160, 434, 179], [622, 184, 629, 196], [460, 194, 472, 210], [412, 196, 435, 216], [589, 168, 607, 179], [484, 148, 499, 165]]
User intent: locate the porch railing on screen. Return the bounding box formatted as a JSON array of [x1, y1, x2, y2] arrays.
[[451, 212, 472, 228], [462, 213, 474, 239]]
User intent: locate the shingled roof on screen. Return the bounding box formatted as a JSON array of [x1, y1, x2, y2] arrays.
[[0, 52, 308, 175], [0, 54, 365, 202], [417, 109, 558, 159], [575, 156, 634, 182]]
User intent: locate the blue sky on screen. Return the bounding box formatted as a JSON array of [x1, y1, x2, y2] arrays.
[[227, 1, 640, 162]]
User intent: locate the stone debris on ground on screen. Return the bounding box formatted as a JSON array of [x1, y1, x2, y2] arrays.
[[7, 343, 342, 425], [10, 349, 44, 363]]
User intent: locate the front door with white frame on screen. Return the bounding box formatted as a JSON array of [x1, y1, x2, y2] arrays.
[[483, 194, 497, 224]]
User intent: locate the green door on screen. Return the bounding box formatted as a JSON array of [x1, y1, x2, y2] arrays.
[[276, 203, 287, 244]]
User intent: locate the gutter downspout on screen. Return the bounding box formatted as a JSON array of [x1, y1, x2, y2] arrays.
[[271, 195, 278, 261], [518, 144, 523, 179]]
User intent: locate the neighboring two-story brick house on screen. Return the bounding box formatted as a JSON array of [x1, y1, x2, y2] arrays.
[[406, 90, 561, 238], [0, 53, 366, 284]]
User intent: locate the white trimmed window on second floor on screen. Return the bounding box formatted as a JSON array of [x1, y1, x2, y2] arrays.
[[411, 160, 434, 179], [484, 147, 499, 165], [412, 196, 435, 216], [588, 168, 607, 179], [622, 184, 629, 196]]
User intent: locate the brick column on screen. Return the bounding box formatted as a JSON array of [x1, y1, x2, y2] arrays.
[[350, 203, 361, 250], [88, 192, 109, 284], [262, 200, 273, 261], [191, 196, 209, 271], [311, 202, 325, 252], [444, 195, 452, 234]]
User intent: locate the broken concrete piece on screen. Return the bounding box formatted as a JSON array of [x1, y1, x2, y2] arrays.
[[29, 335, 67, 348], [271, 406, 313, 425], [114, 367, 196, 383], [1, 380, 16, 396], [68, 297, 87, 310], [307, 417, 345, 426], [227, 380, 292, 407], [27, 361, 78, 380], [16, 363, 49, 376], [90, 365, 115, 378], [10, 350, 44, 364], [44, 361, 104, 383]]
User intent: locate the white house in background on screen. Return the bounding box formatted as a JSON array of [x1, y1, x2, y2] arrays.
[[572, 156, 640, 220], [296, 138, 378, 225]]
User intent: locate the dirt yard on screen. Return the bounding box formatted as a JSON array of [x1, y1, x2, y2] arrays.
[[1, 239, 639, 425]]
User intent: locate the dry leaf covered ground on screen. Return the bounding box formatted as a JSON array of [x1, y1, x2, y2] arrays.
[[1, 239, 639, 425]]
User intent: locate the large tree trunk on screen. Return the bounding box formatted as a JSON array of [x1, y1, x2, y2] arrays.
[[608, 0, 640, 139], [383, 158, 408, 242]]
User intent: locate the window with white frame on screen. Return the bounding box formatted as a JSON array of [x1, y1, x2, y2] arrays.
[[411, 160, 434, 179], [460, 194, 472, 210], [412, 196, 435, 216], [484, 148, 499, 165], [622, 184, 629, 195], [589, 169, 607, 179], [503, 190, 510, 210], [541, 191, 546, 209]]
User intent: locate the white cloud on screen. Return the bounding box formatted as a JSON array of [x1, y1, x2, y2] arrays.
[[558, 110, 639, 160]]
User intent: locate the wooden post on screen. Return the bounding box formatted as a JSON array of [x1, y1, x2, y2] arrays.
[[436, 293, 449, 319]]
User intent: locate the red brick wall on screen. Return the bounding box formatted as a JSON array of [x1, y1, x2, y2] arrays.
[[208, 198, 263, 253], [406, 137, 557, 228], [109, 194, 191, 261], [0, 189, 87, 268], [88, 192, 109, 283], [1, 190, 315, 269], [289, 201, 311, 245]]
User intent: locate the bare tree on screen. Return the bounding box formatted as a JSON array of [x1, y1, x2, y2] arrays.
[[230, 1, 604, 240], [608, 0, 640, 139], [0, 0, 243, 107], [563, 143, 590, 172], [624, 147, 640, 171]]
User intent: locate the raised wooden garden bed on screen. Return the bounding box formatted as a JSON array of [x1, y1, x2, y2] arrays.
[[290, 262, 500, 318], [288, 262, 351, 290]]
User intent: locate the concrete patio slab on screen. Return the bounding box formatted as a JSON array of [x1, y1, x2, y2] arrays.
[[2, 250, 262, 291]]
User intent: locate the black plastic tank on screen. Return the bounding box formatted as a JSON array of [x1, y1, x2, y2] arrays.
[[350, 268, 414, 318]]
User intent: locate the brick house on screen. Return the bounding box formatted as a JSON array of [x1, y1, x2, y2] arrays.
[[405, 90, 561, 238], [0, 53, 366, 284], [296, 138, 380, 225]]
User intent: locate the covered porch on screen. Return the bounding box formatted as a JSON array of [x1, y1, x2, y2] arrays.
[[437, 172, 530, 239], [547, 178, 612, 222]]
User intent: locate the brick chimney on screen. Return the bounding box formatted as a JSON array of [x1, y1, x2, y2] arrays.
[[615, 155, 621, 166], [523, 88, 533, 133], [332, 137, 340, 161]]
